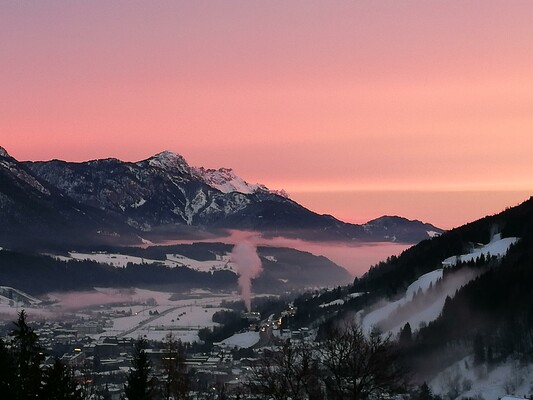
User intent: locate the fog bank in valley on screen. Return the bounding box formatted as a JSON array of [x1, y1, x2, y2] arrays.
[[159, 229, 411, 277]]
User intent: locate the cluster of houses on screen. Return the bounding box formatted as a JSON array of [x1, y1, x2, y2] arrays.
[[0, 301, 310, 399]]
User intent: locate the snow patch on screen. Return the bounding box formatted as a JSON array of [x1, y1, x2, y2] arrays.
[[132, 198, 146, 208], [46, 250, 238, 273], [218, 331, 260, 348], [166, 253, 236, 273], [66, 252, 163, 268], [406, 269, 443, 299], [193, 166, 266, 195], [145, 151, 191, 174], [442, 235, 519, 267], [319, 299, 345, 308]]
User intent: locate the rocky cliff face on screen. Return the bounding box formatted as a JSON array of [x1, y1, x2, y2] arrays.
[[25, 151, 288, 231]]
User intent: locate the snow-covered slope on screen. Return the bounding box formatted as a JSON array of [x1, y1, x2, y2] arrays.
[[50, 251, 237, 273], [0, 147, 140, 246], [431, 356, 533, 400], [147, 151, 277, 196], [360, 234, 520, 336], [192, 166, 268, 195], [405, 269, 444, 299], [217, 331, 260, 348], [442, 234, 519, 266], [0, 286, 41, 305], [360, 269, 443, 333], [144, 151, 192, 174], [0, 146, 51, 195]]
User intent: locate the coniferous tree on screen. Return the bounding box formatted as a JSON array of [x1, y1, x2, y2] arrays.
[[40, 358, 84, 400], [418, 382, 434, 400], [10, 310, 44, 399], [0, 338, 16, 398], [487, 344, 494, 367], [124, 338, 155, 400], [473, 333, 485, 365], [399, 322, 413, 346], [161, 333, 189, 400]]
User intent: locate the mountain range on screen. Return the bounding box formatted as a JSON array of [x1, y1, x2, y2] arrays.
[[0, 146, 442, 249]]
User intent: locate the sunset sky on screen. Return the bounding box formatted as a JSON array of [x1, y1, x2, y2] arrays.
[[2, 1, 532, 229]]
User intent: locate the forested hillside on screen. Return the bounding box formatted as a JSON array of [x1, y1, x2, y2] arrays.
[[284, 197, 533, 383]]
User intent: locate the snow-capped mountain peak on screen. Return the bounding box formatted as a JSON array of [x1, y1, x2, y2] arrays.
[[192, 166, 268, 195], [134, 150, 288, 197], [143, 151, 191, 174]]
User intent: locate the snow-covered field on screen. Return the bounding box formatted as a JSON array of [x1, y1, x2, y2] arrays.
[[87, 288, 242, 342], [0, 286, 244, 343], [218, 331, 260, 348], [48, 251, 237, 273], [166, 253, 236, 273]]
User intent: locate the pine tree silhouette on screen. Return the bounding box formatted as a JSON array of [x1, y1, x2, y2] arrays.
[[123, 338, 155, 400], [40, 358, 84, 400], [10, 310, 44, 399]]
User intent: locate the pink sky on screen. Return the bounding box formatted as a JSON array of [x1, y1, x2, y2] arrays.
[[2, 1, 532, 229]]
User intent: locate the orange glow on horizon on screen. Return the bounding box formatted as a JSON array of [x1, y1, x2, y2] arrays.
[[1, 1, 532, 228]]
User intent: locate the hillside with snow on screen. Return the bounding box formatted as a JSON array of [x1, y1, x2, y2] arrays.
[[284, 197, 533, 399], [442, 233, 519, 266], [359, 233, 519, 336]]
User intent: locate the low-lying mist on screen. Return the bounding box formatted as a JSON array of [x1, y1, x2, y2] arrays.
[[153, 229, 411, 276], [47, 288, 136, 310]]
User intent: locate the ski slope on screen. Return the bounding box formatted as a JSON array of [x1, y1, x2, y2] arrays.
[[442, 234, 519, 267], [361, 269, 443, 334]]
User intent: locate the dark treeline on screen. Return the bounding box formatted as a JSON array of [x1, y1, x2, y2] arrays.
[[0, 250, 237, 295], [0, 310, 84, 399], [0, 242, 350, 296], [91, 242, 233, 262]]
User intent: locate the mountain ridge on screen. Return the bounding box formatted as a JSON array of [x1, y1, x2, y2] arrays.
[[0, 146, 443, 248]]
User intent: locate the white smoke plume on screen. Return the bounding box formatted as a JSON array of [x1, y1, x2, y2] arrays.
[[230, 241, 263, 312]]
